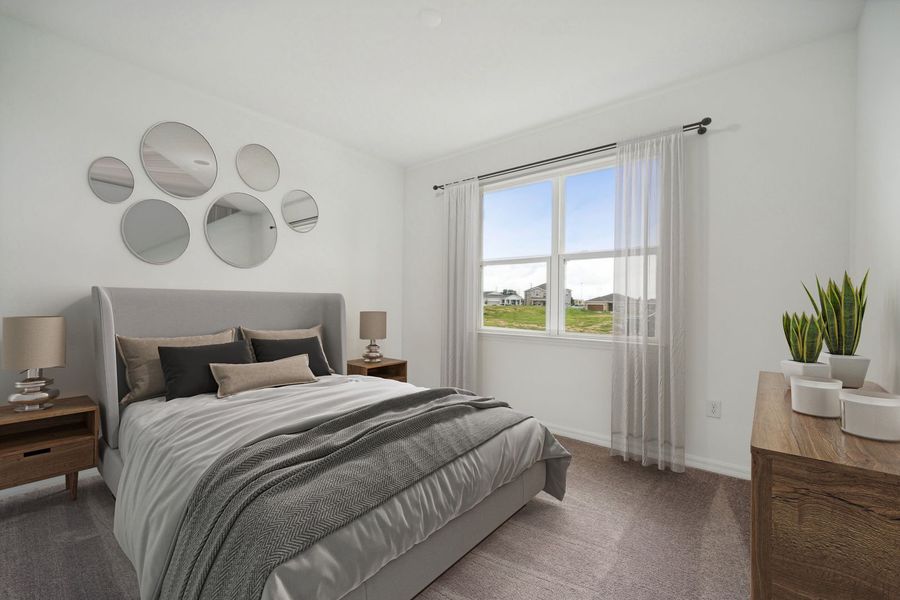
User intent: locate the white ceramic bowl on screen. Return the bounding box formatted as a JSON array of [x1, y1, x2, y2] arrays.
[[790, 375, 842, 418], [840, 389, 900, 441]]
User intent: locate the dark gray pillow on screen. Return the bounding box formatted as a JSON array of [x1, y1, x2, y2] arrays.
[[158, 341, 253, 401], [250, 337, 331, 377]]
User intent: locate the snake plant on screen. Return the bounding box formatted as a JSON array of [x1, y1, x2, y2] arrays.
[[782, 312, 824, 363], [803, 271, 868, 356]]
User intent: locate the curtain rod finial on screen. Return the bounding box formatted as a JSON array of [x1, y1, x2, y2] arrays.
[[697, 117, 711, 134]]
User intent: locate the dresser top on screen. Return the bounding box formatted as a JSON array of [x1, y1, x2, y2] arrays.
[[751, 371, 900, 477]]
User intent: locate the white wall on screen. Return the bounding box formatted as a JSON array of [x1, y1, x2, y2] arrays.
[[0, 14, 866, 480], [403, 33, 857, 478], [0, 16, 405, 397], [852, 0, 900, 392]]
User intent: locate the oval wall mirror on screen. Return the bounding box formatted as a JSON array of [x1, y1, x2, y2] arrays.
[[141, 122, 217, 199], [88, 156, 134, 203], [121, 199, 190, 264], [282, 189, 319, 233], [236, 144, 279, 191], [205, 192, 277, 268]]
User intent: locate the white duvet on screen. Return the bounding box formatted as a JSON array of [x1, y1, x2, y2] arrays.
[[114, 375, 556, 600]]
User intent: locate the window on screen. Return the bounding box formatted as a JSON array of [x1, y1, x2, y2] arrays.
[[480, 159, 622, 338]]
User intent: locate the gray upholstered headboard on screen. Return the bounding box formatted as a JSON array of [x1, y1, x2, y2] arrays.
[[92, 286, 346, 448]]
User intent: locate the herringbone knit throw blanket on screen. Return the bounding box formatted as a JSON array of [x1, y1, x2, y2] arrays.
[[158, 388, 530, 600]]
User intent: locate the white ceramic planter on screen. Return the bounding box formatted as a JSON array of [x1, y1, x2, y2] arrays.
[[826, 354, 870, 389], [840, 389, 900, 441], [790, 376, 842, 418], [780, 360, 830, 386]]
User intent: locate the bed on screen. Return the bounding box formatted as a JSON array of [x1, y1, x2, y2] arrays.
[[92, 286, 570, 600]]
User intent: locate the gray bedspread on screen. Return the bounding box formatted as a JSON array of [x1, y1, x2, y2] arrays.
[[157, 388, 570, 600]]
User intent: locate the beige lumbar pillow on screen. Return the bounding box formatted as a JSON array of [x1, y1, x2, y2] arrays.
[[240, 324, 323, 343], [240, 324, 333, 372], [116, 329, 235, 405], [210, 353, 317, 398]]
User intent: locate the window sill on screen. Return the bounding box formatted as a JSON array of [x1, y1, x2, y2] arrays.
[[477, 329, 619, 350]]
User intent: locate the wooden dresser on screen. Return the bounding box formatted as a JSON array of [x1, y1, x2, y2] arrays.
[[751, 372, 900, 599]]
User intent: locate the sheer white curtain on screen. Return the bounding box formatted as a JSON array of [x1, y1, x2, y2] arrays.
[[610, 128, 685, 472], [441, 178, 480, 391]]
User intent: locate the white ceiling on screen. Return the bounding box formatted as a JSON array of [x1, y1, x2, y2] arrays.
[[0, 0, 863, 166]]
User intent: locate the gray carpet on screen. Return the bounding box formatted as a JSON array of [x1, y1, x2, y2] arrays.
[[0, 437, 750, 600]]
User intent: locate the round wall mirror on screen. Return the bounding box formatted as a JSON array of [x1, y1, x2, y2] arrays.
[[121, 199, 190, 264], [141, 122, 217, 199], [236, 144, 279, 191], [282, 189, 319, 233], [205, 192, 277, 268], [88, 156, 134, 203]]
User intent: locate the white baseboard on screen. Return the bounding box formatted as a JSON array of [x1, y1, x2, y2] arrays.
[[545, 422, 612, 447], [683, 453, 750, 480], [545, 422, 750, 480]]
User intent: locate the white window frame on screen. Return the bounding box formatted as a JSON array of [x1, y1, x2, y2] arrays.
[[478, 156, 618, 342]]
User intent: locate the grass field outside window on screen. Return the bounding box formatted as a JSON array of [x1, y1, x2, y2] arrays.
[[483, 305, 613, 334]]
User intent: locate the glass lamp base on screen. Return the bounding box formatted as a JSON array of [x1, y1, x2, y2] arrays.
[[10, 374, 59, 411], [13, 402, 54, 412], [363, 341, 383, 363]]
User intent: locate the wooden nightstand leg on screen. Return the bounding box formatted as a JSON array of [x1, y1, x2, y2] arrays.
[[65, 472, 78, 501]]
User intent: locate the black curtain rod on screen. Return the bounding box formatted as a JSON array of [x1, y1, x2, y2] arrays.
[[433, 117, 711, 191]]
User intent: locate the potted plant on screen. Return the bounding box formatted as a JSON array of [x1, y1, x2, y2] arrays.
[[781, 312, 830, 385], [804, 271, 870, 388]]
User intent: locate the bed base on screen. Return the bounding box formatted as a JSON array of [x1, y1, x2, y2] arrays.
[[98, 438, 122, 496], [98, 442, 545, 600], [281, 461, 545, 600]]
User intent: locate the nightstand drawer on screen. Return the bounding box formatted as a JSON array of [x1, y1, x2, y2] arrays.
[[0, 437, 95, 489]]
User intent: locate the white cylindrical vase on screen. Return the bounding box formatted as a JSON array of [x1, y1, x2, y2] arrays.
[[790, 376, 842, 418], [780, 360, 831, 387], [826, 354, 870, 389], [840, 389, 900, 442]]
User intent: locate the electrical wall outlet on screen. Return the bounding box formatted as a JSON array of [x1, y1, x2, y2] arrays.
[[707, 399, 722, 418]]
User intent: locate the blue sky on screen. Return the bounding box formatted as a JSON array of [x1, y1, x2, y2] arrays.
[[564, 168, 615, 252], [482, 180, 553, 260], [482, 168, 617, 301]]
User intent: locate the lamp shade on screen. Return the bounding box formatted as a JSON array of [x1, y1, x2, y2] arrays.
[[359, 311, 387, 341], [2, 316, 66, 371]]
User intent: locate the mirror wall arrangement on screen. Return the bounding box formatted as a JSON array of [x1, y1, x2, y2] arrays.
[[90, 121, 317, 267], [205, 192, 277, 268], [282, 189, 319, 233], [121, 199, 190, 264], [141, 122, 218, 199], [236, 144, 280, 191], [88, 157, 134, 203]]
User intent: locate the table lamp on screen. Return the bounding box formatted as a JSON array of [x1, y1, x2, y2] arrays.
[[359, 311, 386, 363], [2, 316, 66, 411]]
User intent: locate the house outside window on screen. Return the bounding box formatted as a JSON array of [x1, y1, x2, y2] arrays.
[[483, 289, 524, 306]]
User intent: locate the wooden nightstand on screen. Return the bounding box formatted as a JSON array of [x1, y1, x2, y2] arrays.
[[347, 358, 408, 382], [0, 396, 99, 500]]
